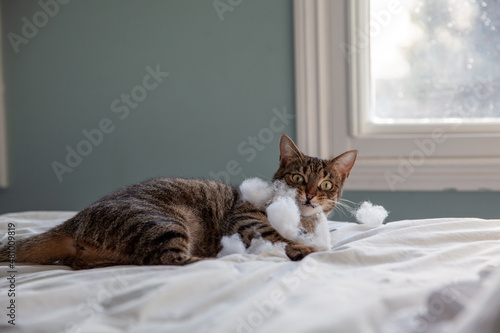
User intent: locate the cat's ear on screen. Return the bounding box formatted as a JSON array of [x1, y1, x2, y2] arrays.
[[279, 134, 304, 165], [330, 150, 357, 181]]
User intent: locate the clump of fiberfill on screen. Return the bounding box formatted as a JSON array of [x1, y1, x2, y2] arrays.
[[354, 201, 388, 226], [239, 178, 274, 209], [217, 233, 286, 258], [219, 178, 332, 257]]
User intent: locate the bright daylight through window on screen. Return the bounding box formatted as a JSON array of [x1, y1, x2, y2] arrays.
[[294, 0, 500, 190], [370, 0, 499, 126]]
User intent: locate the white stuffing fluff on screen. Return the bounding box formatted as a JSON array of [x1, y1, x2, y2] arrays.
[[354, 201, 388, 226], [272, 180, 298, 200], [239, 178, 273, 209], [217, 234, 286, 258], [248, 238, 287, 257], [301, 213, 331, 251], [218, 178, 333, 257], [219, 180, 389, 258], [266, 196, 301, 241], [217, 234, 247, 257], [263, 179, 331, 250]]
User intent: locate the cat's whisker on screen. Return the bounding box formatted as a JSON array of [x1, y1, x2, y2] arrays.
[[326, 198, 357, 218], [337, 205, 351, 213], [334, 208, 350, 219], [338, 198, 357, 206], [326, 198, 352, 208]]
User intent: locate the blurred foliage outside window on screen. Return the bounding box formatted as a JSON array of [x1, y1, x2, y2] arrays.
[[371, 0, 500, 123]]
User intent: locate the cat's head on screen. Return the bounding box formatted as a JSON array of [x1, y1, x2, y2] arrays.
[[273, 135, 357, 217]]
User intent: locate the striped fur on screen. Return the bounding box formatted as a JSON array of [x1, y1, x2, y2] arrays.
[[0, 135, 356, 269]]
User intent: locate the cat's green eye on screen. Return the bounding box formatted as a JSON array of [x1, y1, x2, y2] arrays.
[[291, 174, 304, 184], [320, 180, 333, 191]]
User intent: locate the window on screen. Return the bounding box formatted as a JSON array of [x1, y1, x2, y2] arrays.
[[294, 0, 500, 191], [367, 0, 500, 134]]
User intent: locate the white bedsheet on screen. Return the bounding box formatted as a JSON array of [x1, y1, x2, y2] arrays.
[[1, 212, 500, 333]]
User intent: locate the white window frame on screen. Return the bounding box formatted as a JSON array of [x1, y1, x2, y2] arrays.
[[0, 8, 7, 189], [294, 0, 500, 191]]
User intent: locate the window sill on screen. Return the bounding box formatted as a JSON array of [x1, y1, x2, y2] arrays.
[[349, 157, 500, 191]]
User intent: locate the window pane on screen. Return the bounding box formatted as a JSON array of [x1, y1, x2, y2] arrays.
[[371, 0, 500, 123]]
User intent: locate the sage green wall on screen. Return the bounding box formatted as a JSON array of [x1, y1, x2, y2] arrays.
[[0, 0, 498, 221], [0, 0, 295, 213]]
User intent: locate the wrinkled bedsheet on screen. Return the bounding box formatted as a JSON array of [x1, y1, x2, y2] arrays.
[[1, 211, 500, 333]]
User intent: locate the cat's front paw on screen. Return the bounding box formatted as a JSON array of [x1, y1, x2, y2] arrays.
[[285, 243, 317, 261]]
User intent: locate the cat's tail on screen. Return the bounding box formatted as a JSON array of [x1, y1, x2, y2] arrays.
[[0, 225, 76, 265]]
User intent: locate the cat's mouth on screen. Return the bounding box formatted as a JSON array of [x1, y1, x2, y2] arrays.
[[298, 199, 321, 216]]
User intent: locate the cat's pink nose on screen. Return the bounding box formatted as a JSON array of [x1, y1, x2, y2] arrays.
[[306, 193, 315, 200]]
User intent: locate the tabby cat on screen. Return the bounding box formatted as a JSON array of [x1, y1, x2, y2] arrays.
[[0, 135, 356, 269]]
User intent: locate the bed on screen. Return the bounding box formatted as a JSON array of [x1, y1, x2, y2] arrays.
[[2, 211, 500, 333]]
